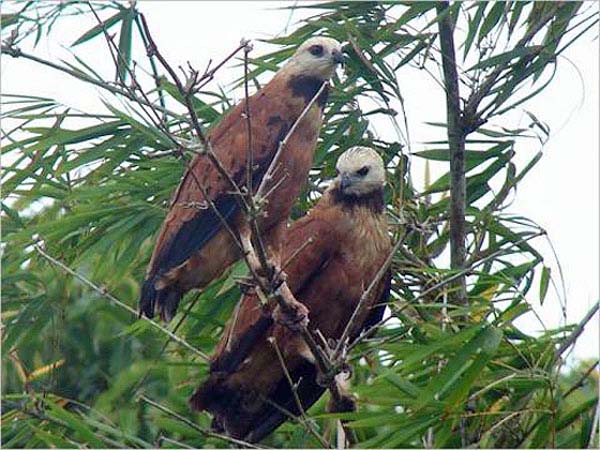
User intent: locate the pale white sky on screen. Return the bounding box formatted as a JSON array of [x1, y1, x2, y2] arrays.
[[2, 1, 598, 362]]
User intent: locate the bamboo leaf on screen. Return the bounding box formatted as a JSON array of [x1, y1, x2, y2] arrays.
[[539, 265, 551, 305], [117, 6, 134, 82], [468, 45, 542, 71], [72, 9, 125, 47]]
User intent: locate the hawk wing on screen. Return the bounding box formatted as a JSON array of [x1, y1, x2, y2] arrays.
[[140, 97, 289, 319]]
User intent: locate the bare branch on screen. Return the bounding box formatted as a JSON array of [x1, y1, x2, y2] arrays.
[[554, 300, 599, 360], [33, 243, 209, 361]]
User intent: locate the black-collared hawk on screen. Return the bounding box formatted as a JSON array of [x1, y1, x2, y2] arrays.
[[191, 147, 392, 442], [140, 37, 344, 321]]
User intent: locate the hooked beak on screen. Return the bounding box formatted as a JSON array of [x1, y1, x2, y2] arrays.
[[332, 49, 345, 65], [340, 174, 352, 192]]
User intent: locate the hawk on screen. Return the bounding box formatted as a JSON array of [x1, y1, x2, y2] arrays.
[[140, 37, 344, 321], [191, 147, 393, 442]]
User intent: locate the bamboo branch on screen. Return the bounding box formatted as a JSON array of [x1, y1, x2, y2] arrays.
[[563, 360, 598, 398], [554, 300, 599, 360], [350, 231, 547, 349], [436, 1, 467, 306], [463, 8, 558, 125], [0, 43, 181, 119], [86, 2, 182, 153]]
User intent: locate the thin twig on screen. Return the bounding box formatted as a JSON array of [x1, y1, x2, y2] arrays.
[[282, 237, 314, 270], [334, 234, 406, 360], [269, 337, 330, 448], [563, 360, 598, 398], [138, 395, 264, 449], [255, 82, 327, 199], [33, 244, 209, 361], [554, 301, 599, 360], [243, 41, 254, 199]]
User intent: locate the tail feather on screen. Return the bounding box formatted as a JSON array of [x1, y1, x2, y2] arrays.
[[139, 276, 182, 322], [243, 360, 325, 443], [189, 373, 232, 413]]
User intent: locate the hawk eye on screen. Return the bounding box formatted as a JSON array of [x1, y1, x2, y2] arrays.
[[309, 44, 324, 57], [356, 166, 369, 177]]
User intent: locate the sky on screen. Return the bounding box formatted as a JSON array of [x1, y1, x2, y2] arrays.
[[2, 1, 598, 363]]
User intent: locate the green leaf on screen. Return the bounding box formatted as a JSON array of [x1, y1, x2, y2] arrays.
[[46, 402, 104, 448], [556, 397, 598, 430], [395, 2, 438, 29], [27, 423, 78, 449], [463, 2, 487, 59], [539, 265, 551, 305], [117, 7, 134, 82], [72, 9, 125, 47], [413, 148, 506, 163], [1, 13, 19, 27], [468, 45, 542, 71], [478, 2, 506, 45]]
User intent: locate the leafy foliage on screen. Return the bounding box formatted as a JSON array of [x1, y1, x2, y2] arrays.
[[2, 1, 598, 448]]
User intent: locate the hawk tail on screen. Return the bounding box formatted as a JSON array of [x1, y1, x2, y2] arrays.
[[139, 276, 182, 322]]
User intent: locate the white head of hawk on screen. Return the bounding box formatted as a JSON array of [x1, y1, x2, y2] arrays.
[[283, 36, 344, 80], [335, 146, 386, 196]]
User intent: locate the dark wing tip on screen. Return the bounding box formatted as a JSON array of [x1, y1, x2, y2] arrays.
[[243, 361, 325, 443], [139, 277, 157, 319], [139, 277, 182, 322], [189, 373, 231, 413]]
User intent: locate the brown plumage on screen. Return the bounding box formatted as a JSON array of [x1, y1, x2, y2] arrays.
[[191, 147, 392, 442], [140, 37, 343, 321]]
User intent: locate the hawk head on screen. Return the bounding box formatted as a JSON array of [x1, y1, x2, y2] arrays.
[[285, 36, 344, 80], [334, 146, 386, 196]]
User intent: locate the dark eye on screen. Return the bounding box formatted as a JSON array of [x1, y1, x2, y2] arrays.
[[309, 44, 324, 57], [356, 166, 369, 177]]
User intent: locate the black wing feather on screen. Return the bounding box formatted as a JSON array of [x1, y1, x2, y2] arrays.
[[156, 193, 239, 275], [139, 122, 288, 320], [243, 361, 324, 443]]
